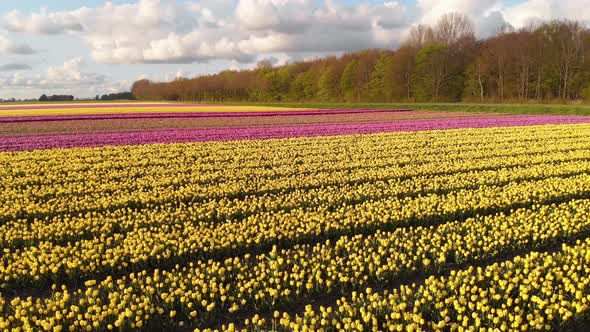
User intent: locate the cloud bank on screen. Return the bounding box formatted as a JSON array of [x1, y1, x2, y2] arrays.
[[0, 34, 35, 54], [2, 0, 413, 64], [5, 0, 589, 66], [2, 0, 590, 98], [0, 63, 32, 71]]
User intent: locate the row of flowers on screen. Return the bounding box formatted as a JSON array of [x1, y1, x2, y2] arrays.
[[251, 238, 590, 332], [1, 157, 590, 291], [1, 156, 589, 251], [2, 198, 590, 330], [3, 124, 588, 220], [0, 105, 295, 117], [0, 125, 588, 289], [1, 123, 590, 330], [1, 116, 589, 151], [0, 109, 412, 123]]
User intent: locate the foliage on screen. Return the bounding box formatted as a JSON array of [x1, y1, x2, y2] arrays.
[[368, 53, 395, 101], [317, 66, 338, 101], [413, 43, 450, 101]]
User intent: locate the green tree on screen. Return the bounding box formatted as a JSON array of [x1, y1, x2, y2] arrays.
[[340, 59, 359, 102], [290, 71, 316, 101], [317, 66, 339, 101], [263, 71, 284, 101], [368, 54, 395, 101], [413, 43, 450, 101], [391, 47, 416, 100]]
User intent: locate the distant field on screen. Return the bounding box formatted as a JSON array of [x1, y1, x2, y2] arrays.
[[6, 101, 590, 115], [2, 102, 590, 331], [211, 102, 590, 116], [0, 110, 498, 136], [0, 102, 307, 117], [1, 102, 589, 151]]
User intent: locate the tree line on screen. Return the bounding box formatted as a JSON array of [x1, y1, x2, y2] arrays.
[[95, 92, 135, 101], [39, 94, 75, 102], [35, 92, 134, 102], [131, 13, 590, 103]]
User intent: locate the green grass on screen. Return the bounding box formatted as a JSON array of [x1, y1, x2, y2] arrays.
[[200, 102, 590, 116]]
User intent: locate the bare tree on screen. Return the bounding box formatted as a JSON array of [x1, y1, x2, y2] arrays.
[[475, 57, 487, 101], [513, 28, 535, 100], [403, 24, 435, 49], [532, 20, 588, 100], [554, 21, 585, 100], [435, 13, 475, 46], [256, 59, 274, 70]]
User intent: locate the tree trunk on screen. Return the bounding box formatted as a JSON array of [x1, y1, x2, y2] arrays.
[[477, 63, 484, 102]]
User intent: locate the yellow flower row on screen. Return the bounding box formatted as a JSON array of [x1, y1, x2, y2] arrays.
[[3, 134, 589, 224], [2, 197, 590, 331], [6, 123, 589, 178], [2, 154, 588, 251], [1, 124, 590, 330], [0, 105, 306, 117], [2, 126, 587, 240], [2, 170, 589, 291], [2, 124, 586, 194], [1, 125, 588, 250], [260, 238, 590, 332]]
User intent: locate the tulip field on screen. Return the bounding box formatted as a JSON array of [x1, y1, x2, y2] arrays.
[[2, 102, 590, 331]]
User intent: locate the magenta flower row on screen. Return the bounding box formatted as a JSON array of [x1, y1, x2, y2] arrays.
[[2, 115, 589, 152], [0, 109, 411, 123]]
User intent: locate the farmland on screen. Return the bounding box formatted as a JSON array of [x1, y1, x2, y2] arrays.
[[1, 102, 590, 331]]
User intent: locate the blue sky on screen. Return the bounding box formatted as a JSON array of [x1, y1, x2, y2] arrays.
[[0, 0, 587, 99], [0, 1, 131, 12]]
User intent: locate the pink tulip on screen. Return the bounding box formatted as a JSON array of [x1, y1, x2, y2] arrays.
[[1, 115, 589, 152]]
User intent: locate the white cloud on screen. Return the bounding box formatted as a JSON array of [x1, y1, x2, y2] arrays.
[[254, 53, 292, 67], [4, 7, 83, 34], [3, 0, 590, 99], [236, 0, 282, 31], [228, 59, 242, 71], [1, 57, 106, 91], [4, 1, 590, 67], [235, 0, 409, 53], [417, 0, 492, 24], [46, 57, 84, 81], [501, 0, 590, 29], [0, 35, 35, 54], [2, 0, 247, 64], [415, 0, 510, 38], [235, 0, 313, 33], [1, 0, 409, 64], [477, 11, 511, 38], [0, 63, 31, 71]]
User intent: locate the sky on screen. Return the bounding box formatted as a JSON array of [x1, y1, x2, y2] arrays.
[[0, 0, 589, 99]]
